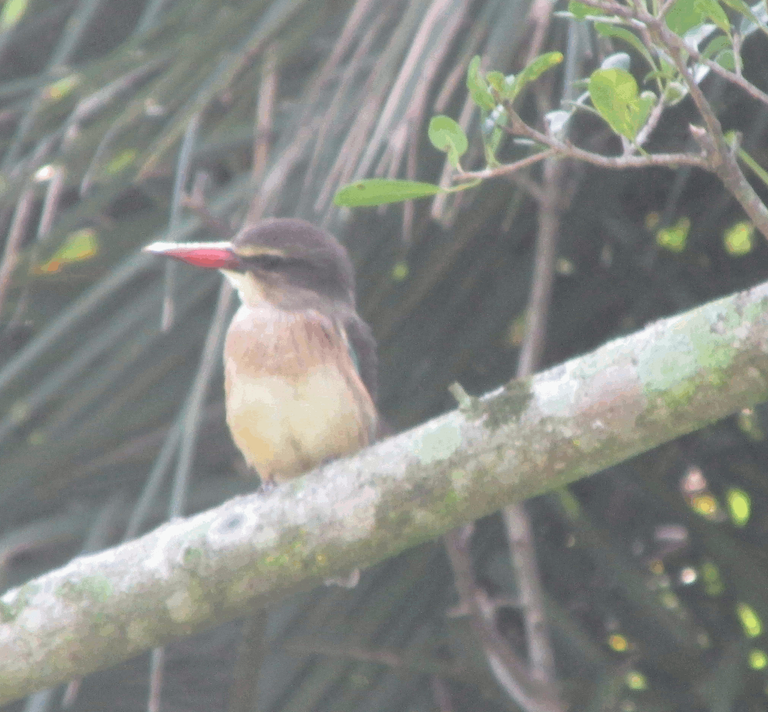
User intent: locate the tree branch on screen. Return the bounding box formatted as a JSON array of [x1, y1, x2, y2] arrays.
[[3, 279, 768, 703], [500, 109, 709, 171], [575, 0, 768, 108]]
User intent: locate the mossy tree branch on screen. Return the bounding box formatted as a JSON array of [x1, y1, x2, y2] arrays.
[[2, 280, 768, 704]]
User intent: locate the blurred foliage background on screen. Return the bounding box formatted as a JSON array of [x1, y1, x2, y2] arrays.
[[1, 0, 768, 710]]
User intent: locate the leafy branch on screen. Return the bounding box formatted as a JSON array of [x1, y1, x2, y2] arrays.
[[334, 0, 768, 239]]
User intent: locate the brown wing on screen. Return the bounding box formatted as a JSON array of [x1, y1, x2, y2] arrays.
[[342, 311, 378, 406]]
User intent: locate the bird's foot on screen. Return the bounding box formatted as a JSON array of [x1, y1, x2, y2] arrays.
[[257, 478, 278, 494]]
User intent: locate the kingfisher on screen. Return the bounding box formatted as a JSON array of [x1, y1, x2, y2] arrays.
[[144, 218, 378, 486]]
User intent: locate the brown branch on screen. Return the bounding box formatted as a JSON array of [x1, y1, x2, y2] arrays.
[[689, 124, 768, 240], [36, 166, 66, 240], [645, 17, 768, 239], [509, 62, 572, 691], [0, 188, 35, 320], [457, 148, 557, 186], [494, 0, 768, 239], [506, 152, 568, 690], [246, 44, 278, 225], [4, 279, 768, 703], [633, 93, 667, 149], [502, 110, 709, 170], [444, 527, 565, 712], [656, 21, 768, 107], [502, 506, 556, 685], [652, 18, 725, 152]]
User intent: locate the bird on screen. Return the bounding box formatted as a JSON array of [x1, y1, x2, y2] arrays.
[[144, 217, 377, 487]]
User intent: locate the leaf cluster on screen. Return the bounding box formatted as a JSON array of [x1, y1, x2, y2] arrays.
[[335, 0, 768, 213]]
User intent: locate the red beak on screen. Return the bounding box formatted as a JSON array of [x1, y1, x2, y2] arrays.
[[143, 241, 242, 271]]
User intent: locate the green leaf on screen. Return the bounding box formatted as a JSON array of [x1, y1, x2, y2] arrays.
[[0, 0, 28, 30], [504, 52, 563, 103], [42, 74, 81, 102], [106, 148, 137, 175], [720, 0, 761, 26], [588, 68, 654, 140], [715, 48, 736, 69], [726, 488, 751, 525], [705, 1, 730, 32], [428, 115, 468, 169], [736, 602, 763, 638], [638, 91, 655, 124], [702, 33, 732, 58], [666, 0, 706, 33], [734, 144, 768, 189], [663, 81, 688, 104], [568, 0, 605, 18], [34, 229, 99, 274], [595, 23, 657, 70], [466, 56, 496, 111], [334, 179, 444, 207], [656, 216, 690, 252], [666, 0, 731, 35], [644, 55, 679, 83], [485, 71, 506, 93], [699, 0, 731, 33], [723, 221, 754, 255]]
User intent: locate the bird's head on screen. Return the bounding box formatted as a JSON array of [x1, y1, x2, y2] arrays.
[[144, 218, 356, 309]]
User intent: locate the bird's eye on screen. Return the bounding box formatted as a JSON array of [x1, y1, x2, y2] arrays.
[[254, 254, 284, 270]]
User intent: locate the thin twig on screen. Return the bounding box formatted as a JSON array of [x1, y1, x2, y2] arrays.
[[358, 0, 455, 179], [431, 675, 454, 712], [227, 611, 267, 712], [656, 22, 724, 146], [503, 505, 557, 684], [0, 189, 36, 319], [659, 21, 768, 107], [504, 50, 566, 685], [657, 0, 678, 21], [168, 282, 233, 519], [633, 93, 667, 149], [658, 27, 768, 239], [396, 0, 470, 240], [161, 112, 202, 331], [502, 108, 709, 170], [300, 8, 387, 216], [457, 148, 556, 186], [443, 527, 565, 712], [516, 154, 563, 393], [147, 647, 165, 712], [36, 165, 67, 240], [524, 0, 556, 65], [1, 186, 42, 335], [247, 44, 278, 225], [62, 54, 171, 150]]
